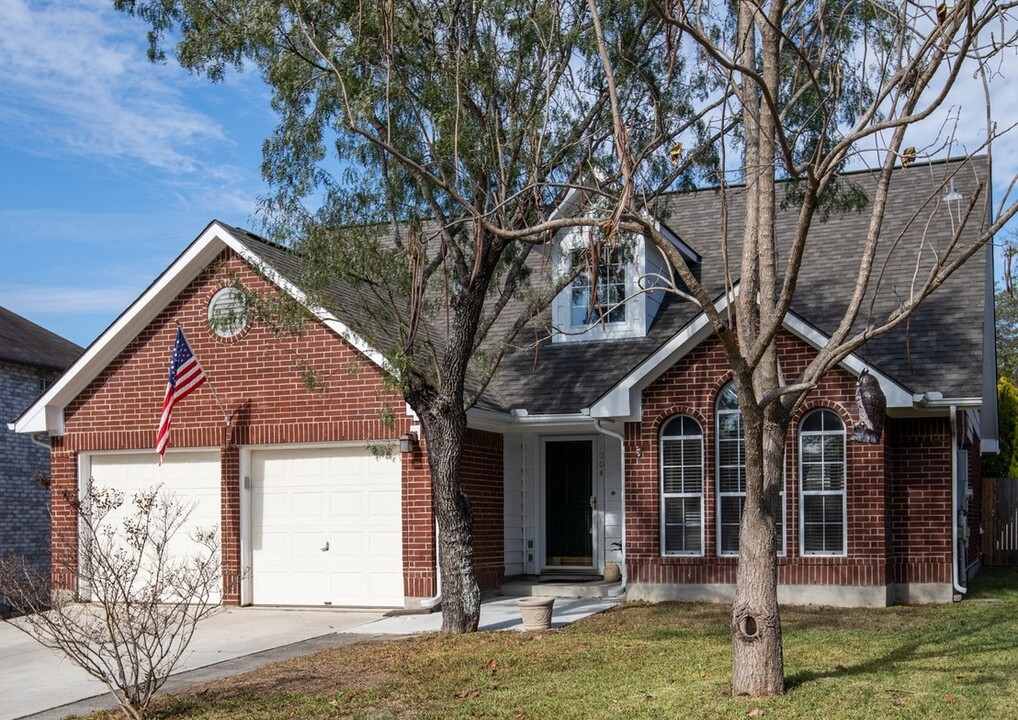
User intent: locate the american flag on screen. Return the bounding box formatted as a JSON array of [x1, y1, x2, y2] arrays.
[[155, 328, 207, 461]]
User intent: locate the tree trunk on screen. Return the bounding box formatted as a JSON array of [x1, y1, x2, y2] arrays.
[[421, 403, 481, 633], [731, 398, 786, 695]]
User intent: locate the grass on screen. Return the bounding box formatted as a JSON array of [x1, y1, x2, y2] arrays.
[[96, 568, 1018, 720]]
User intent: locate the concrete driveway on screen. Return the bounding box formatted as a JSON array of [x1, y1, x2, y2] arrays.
[[2, 597, 619, 719], [0, 606, 385, 720]]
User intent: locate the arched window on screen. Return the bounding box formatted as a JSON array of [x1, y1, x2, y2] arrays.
[[660, 415, 704, 555], [799, 409, 847, 556], [715, 382, 784, 556]]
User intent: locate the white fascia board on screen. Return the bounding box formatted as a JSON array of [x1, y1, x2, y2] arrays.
[[589, 290, 735, 419], [589, 290, 926, 422], [653, 218, 702, 265], [12, 223, 235, 436], [220, 232, 392, 374], [466, 406, 513, 432], [781, 314, 915, 409]]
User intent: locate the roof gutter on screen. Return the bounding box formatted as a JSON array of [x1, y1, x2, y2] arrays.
[[913, 393, 982, 409]]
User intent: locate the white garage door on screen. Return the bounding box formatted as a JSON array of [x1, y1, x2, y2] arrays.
[[85, 451, 222, 599], [249, 446, 403, 607]]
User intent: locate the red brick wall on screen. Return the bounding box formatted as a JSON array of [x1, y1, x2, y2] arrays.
[[461, 428, 505, 592], [398, 427, 505, 599], [51, 249, 417, 604], [402, 439, 435, 598], [888, 417, 953, 584], [626, 331, 951, 590]]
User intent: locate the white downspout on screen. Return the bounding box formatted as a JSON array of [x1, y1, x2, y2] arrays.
[[594, 420, 627, 591], [950, 405, 967, 595]]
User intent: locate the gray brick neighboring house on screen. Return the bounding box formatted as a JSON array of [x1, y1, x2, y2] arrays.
[[0, 306, 82, 609]]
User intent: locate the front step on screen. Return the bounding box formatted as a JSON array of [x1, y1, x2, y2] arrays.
[[501, 577, 624, 600]]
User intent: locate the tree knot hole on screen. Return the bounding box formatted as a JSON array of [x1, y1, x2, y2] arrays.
[[739, 615, 759, 639]]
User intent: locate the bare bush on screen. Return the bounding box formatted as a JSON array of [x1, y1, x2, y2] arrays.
[[0, 480, 221, 720]]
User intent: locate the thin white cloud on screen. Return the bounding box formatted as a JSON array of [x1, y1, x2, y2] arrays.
[[0, 285, 140, 315], [0, 0, 230, 172]]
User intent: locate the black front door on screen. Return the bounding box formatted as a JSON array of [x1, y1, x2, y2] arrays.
[[545, 440, 593, 567]]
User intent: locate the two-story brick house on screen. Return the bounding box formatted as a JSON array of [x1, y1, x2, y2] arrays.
[[14, 156, 993, 609]]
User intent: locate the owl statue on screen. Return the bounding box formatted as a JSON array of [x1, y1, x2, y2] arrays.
[[851, 369, 886, 444]]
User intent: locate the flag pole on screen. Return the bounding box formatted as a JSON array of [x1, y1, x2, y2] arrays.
[[176, 322, 231, 427], [202, 370, 232, 427]]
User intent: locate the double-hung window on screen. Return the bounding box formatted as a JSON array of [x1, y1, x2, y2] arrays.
[[715, 382, 784, 555], [569, 245, 627, 327], [716, 384, 745, 555], [799, 409, 847, 555], [661, 416, 704, 555]]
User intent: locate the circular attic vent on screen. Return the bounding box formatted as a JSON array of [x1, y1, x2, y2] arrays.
[[207, 287, 248, 338]]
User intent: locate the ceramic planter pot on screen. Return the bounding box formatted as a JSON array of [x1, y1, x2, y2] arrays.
[[517, 597, 555, 631]]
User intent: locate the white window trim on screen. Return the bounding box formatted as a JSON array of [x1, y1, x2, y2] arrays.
[[660, 416, 705, 557], [551, 229, 647, 343], [798, 409, 848, 557], [714, 383, 786, 557]]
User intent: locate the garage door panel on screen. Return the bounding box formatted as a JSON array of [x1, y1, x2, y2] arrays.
[[369, 491, 399, 517], [292, 492, 328, 519], [369, 530, 401, 553], [87, 452, 222, 602], [250, 446, 403, 607], [257, 532, 289, 556], [369, 573, 402, 595], [329, 531, 364, 556], [331, 492, 364, 517]]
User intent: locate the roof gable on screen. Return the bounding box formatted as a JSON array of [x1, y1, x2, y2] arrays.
[[489, 156, 990, 416], [12, 222, 387, 436], [587, 287, 915, 421]]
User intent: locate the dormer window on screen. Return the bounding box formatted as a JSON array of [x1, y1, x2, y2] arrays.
[[550, 216, 699, 344], [552, 230, 647, 343], [569, 245, 628, 327]]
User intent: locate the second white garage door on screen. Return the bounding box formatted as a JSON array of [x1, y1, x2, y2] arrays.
[[249, 446, 403, 607]]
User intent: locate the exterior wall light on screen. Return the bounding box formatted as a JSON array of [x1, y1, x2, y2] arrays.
[[399, 431, 419, 454]]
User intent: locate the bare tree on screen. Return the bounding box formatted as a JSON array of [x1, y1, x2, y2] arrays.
[[0, 481, 221, 720], [583, 0, 1018, 697]]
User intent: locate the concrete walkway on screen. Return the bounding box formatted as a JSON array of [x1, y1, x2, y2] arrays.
[[2, 607, 383, 720], [5, 597, 617, 720], [342, 596, 619, 634]]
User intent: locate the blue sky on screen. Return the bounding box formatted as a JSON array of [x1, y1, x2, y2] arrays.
[[0, 0, 274, 348], [1, 0, 1017, 350]]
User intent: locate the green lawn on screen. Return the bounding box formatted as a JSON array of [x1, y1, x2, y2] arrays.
[[130, 568, 1018, 720]]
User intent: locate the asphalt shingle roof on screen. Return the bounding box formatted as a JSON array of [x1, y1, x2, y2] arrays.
[[0, 306, 82, 371], [230, 156, 990, 416]]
